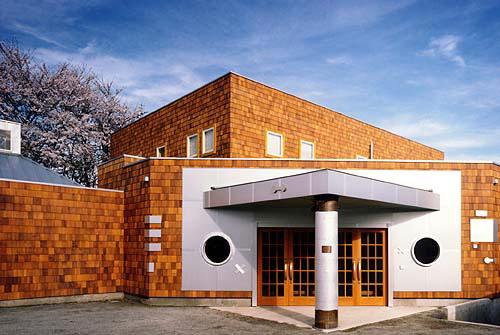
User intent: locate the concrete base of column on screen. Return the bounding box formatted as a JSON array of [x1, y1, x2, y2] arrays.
[[315, 309, 338, 329]]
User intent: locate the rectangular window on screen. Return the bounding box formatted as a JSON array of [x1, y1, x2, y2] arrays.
[[266, 131, 283, 157], [300, 140, 314, 160], [202, 127, 215, 154], [0, 129, 11, 151], [187, 134, 198, 158], [156, 146, 166, 157]]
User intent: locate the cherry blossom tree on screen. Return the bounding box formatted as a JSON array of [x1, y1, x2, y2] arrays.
[[0, 41, 143, 186]]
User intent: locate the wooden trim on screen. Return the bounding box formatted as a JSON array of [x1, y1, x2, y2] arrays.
[[351, 229, 387, 306], [258, 227, 387, 307], [264, 130, 284, 158], [287, 228, 315, 306], [257, 228, 289, 306]]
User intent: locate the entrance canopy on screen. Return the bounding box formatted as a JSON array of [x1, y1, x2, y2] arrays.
[[203, 169, 440, 211]]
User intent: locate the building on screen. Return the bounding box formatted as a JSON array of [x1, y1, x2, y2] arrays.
[[1, 72, 499, 329]]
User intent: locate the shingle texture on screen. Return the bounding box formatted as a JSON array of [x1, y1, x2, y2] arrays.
[[110, 73, 444, 160], [0, 179, 124, 301], [98, 157, 500, 300]]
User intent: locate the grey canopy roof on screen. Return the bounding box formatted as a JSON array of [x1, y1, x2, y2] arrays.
[[203, 169, 440, 211], [0, 152, 79, 186]]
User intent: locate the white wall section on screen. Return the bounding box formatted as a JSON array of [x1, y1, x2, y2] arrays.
[[182, 168, 462, 294]]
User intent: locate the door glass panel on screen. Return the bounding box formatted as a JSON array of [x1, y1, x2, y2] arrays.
[[260, 228, 386, 306], [338, 231, 353, 297], [261, 230, 286, 297], [360, 231, 384, 298], [291, 230, 315, 297]]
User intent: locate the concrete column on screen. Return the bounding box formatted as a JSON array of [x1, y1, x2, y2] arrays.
[[314, 196, 339, 329]]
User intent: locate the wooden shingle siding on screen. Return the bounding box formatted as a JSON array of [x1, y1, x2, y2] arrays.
[[0, 180, 124, 301], [98, 158, 500, 300], [110, 75, 232, 159], [229, 74, 444, 160], [110, 73, 444, 161]]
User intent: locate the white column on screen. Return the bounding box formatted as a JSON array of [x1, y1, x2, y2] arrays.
[[314, 199, 338, 329]]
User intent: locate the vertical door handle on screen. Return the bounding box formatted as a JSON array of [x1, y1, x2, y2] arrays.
[[284, 263, 289, 281], [358, 259, 362, 283], [352, 260, 357, 283], [289, 261, 294, 282]]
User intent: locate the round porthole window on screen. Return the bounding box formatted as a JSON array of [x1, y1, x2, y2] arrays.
[[202, 233, 233, 266], [412, 237, 440, 266]]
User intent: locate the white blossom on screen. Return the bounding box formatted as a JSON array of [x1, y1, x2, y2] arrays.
[[0, 41, 144, 186]]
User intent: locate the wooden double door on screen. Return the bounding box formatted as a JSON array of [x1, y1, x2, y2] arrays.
[[257, 228, 387, 306]]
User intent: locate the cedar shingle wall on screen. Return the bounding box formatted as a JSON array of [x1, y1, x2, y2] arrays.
[[110, 75, 231, 159], [97, 156, 152, 296], [99, 158, 499, 300], [110, 73, 444, 161], [0, 180, 124, 301], [229, 74, 444, 160]]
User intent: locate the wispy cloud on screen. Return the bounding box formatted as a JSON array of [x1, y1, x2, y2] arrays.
[[34, 43, 207, 109], [419, 35, 465, 67], [3, 0, 500, 164], [379, 114, 500, 160], [380, 115, 450, 139], [326, 55, 352, 66], [12, 22, 65, 48]]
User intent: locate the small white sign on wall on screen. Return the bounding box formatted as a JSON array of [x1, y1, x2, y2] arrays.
[[470, 219, 498, 242], [475, 210, 488, 217]]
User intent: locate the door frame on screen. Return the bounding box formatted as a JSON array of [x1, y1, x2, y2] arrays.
[[339, 228, 388, 306], [257, 227, 388, 306], [257, 228, 289, 306]]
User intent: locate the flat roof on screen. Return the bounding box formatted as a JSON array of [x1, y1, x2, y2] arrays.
[[203, 169, 440, 211], [0, 152, 79, 186], [101, 155, 498, 169]]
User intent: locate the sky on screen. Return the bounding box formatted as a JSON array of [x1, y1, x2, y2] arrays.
[[1, 0, 500, 162]]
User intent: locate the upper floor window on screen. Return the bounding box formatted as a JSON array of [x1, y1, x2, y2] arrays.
[[187, 134, 198, 158], [202, 127, 215, 154], [266, 131, 283, 157], [0, 130, 11, 151], [156, 146, 166, 157], [300, 140, 314, 160]]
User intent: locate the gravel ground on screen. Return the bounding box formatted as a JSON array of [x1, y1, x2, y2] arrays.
[[0, 300, 498, 335]]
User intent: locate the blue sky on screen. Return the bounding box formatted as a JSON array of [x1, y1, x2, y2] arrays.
[[1, 0, 500, 161]]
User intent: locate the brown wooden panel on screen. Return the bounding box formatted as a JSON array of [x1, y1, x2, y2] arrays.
[[258, 228, 288, 306], [289, 229, 315, 306]]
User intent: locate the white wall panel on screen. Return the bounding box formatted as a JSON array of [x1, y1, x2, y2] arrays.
[[340, 170, 461, 292], [182, 168, 462, 294]]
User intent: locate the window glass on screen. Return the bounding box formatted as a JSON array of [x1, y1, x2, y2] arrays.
[[267, 132, 283, 157], [188, 134, 198, 157], [203, 128, 214, 154], [300, 141, 314, 159], [412, 237, 440, 266], [156, 146, 166, 157], [202, 234, 232, 265], [0, 130, 11, 151]]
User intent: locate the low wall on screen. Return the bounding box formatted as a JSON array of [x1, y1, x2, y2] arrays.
[[0, 179, 124, 301], [446, 298, 500, 326]]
